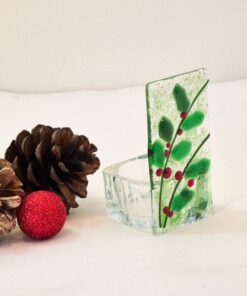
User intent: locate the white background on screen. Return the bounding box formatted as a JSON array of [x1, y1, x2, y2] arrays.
[[0, 0, 247, 92], [0, 1, 247, 296]]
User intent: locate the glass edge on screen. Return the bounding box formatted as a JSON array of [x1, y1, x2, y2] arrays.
[[102, 154, 150, 186], [145, 67, 207, 88]]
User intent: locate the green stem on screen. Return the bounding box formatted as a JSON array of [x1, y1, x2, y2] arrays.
[[158, 80, 209, 227], [163, 133, 210, 228]]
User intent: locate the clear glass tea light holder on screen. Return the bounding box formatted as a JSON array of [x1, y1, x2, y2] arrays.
[[103, 69, 213, 234], [103, 155, 153, 232]]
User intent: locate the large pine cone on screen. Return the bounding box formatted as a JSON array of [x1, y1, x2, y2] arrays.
[[5, 125, 100, 213], [0, 159, 23, 239]]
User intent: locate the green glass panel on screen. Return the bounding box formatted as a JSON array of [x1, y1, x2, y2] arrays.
[[146, 68, 213, 234]]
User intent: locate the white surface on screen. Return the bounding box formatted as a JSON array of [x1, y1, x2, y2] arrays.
[[0, 0, 247, 92], [1, 79, 247, 296]]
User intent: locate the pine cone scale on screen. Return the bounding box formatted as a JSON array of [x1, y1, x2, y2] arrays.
[[0, 210, 16, 236], [0, 160, 23, 239], [27, 162, 41, 187], [52, 145, 62, 161], [0, 196, 21, 209], [21, 135, 35, 161], [60, 128, 73, 146], [58, 162, 70, 173], [66, 177, 88, 197], [12, 156, 27, 184], [57, 183, 78, 209], [35, 140, 50, 162], [16, 130, 30, 151], [0, 168, 15, 188]]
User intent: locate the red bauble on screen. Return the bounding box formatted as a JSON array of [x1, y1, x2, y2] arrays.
[[17, 190, 66, 240]]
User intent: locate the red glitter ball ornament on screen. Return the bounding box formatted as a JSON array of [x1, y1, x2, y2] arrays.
[[17, 190, 66, 240]]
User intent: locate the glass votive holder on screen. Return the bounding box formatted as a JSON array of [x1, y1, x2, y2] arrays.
[[103, 155, 152, 232]]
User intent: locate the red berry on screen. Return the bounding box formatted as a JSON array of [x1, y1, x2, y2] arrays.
[[163, 206, 170, 214], [166, 143, 171, 149], [180, 112, 187, 119], [175, 171, 183, 181], [188, 179, 194, 187], [156, 169, 163, 177], [164, 150, 170, 158], [177, 128, 183, 135], [168, 211, 174, 218], [163, 167, 172, 179]]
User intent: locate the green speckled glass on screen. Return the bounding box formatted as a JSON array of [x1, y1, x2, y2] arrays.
[[146, 68, 212, 234], [103, 68, 212, 234]]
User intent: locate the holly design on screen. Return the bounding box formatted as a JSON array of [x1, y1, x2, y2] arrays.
[[147, 72, 211, 230]]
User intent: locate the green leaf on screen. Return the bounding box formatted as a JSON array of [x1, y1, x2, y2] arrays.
[[171, 140, 192, 161], [185, 158, 210, 178], [159, 116, 174, 142], [184, 163, 198, 178], [171, 188, 194, 212], [172, 84, 190, 112], [197, 200, 208, 211], [197, 158, 210, 175], [149, 140, 165, 167], [182, 111, 205, 131]]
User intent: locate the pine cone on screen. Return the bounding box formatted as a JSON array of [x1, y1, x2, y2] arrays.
[[0, 159, 23, 239], [5, 125, 100, 213]]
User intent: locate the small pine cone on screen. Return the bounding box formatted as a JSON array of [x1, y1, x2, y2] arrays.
[[5, 125, 100, 213], [0, 159, 23, 239]]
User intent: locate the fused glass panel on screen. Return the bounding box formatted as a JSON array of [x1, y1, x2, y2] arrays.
[[146, 69, 212, 234]]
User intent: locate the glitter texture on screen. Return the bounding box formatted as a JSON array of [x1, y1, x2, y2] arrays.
[[17, 190, 66, 240]]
